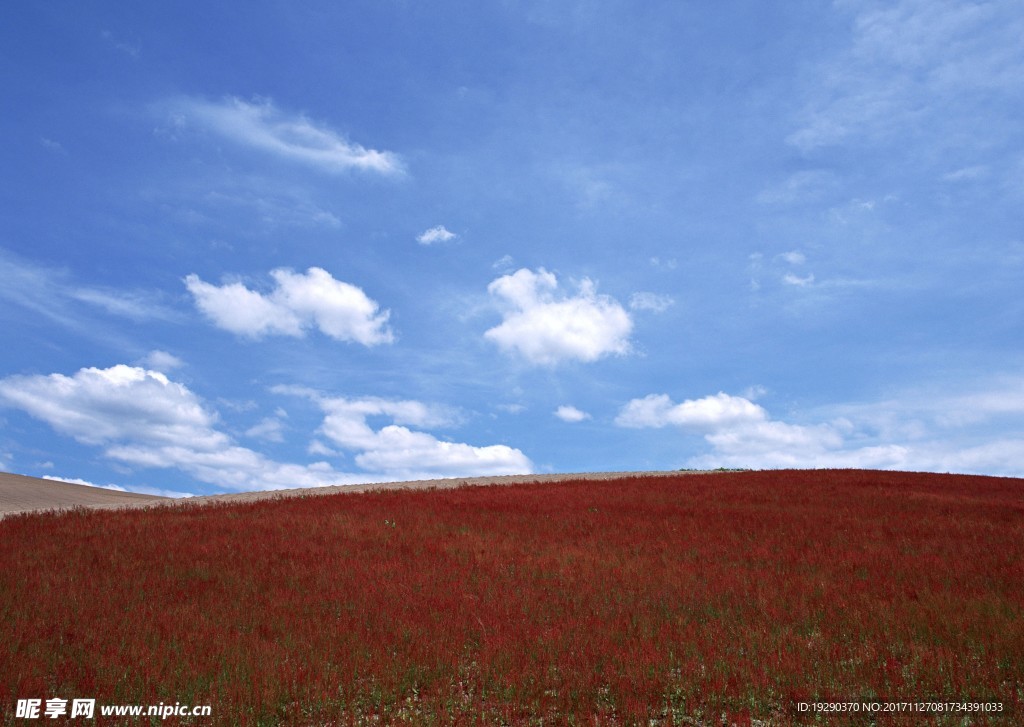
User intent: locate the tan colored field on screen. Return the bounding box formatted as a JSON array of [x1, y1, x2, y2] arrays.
[[0, 469, 683, 519], [0, 472, 168, 518]]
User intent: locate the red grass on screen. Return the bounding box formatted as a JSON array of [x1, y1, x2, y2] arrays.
[[1, 470, 1022, 725]]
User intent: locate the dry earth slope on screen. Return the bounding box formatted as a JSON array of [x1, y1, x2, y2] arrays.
[[0, 472, 168, 519], [0, 470, 684, 519]]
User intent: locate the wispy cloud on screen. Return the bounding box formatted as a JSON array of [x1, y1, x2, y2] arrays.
[[787, 0, 1024, 153], [756, 170, 839, 205], [68, 288, 177, 322], [138, 350, 184, 373], [649, 257, 678, 271], [245, 416, 286, 443], [782, 272, 815, 287], [941, 165, 989, 183], [0, 248, 179, 329], [39, 137, 66, 154], [628, 292, 674, 313], [165, 96, 404, 176], [100, 30, 141, 59], [200, 185, 343, 230]]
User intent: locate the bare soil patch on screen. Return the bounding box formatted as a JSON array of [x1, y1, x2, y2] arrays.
[[0, 472, 167, 519], [0, 470, 684, 519]]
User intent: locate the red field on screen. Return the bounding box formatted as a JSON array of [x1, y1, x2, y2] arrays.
[[1, 470, 1022, 725]]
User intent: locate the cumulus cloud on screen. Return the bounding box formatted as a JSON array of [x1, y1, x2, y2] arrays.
[[554, 405, 590, 423], [168, 96, 403, 176], [616, 391, 895, 469], [485, 268, 633, 366], [0, 366, 528, 491], [616, 382, 1024, 476], [185, 267, 394, 345], [616, 392, 768, 431], [0, 365, 358, 491], [279, 389, 534, 480], [0, 365, 222, 448], [416, 225, 457, 245]]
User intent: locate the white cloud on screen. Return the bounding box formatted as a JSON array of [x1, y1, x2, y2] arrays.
[[168, 96, 403, 176], [308, 440, 338, 457], [0, 364, 359, 492], [778, 250, 806, 265], [0, 365, 222, 448], [629, 292, 674, 313], [185, 274, 301, 337], [616, 392, 768, 431], [352, 427, 531, 479], [485, 268, 633, 366], [185, 267, 394, 345], [742, 385, 768, 401], [245, 417, 285, 443], [44, 475, 127, 491], [0, 362, 528, 490], [281, 389, 533, 480], [554, 405, 590, 423], [139, 350, 184, 372], [416, 225, 457, 245], [617, 391, 896, 469], [782, 272, 815, 286], [616, 380, 1024, 476]]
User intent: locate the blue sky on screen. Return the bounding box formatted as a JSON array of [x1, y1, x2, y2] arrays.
[[1, 0, 1022, 496]]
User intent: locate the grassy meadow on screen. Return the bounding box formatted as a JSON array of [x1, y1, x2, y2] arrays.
[[1, 470, 1022, 725]]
